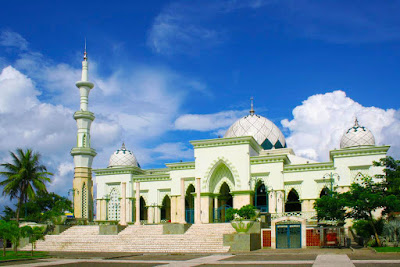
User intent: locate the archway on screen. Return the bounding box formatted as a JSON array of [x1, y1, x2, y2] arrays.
[[320, 187, 329, 198], [185, 184, 195, 223], [285, 189, 301, 212], [161, 195, 171, 222], [140, 196, 148, 221], [215, 182, 233, 222], [254, 181, 268, 212], [108, 188, 120, 221]]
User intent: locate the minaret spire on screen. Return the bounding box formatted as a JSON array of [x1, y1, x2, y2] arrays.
[[71, 44, 96, 221], [250, 97, 255, 115], [354, 117, 359, 127]]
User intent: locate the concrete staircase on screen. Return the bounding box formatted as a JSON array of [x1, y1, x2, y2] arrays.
[[21, 223, 235, 253]]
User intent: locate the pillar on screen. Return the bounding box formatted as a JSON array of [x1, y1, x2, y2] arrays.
[[120, 182, 127, 226], [135, 182, 140, 225], [180, 178, 186, 224], [96, 199, 101, 220], [195, 178, 201, 224], [155, 206, 161, 224], [148, 206, 155, 224]]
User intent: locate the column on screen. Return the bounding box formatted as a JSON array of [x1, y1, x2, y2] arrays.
[[148, 206, 155, 224], [96, 199, 101, 221], [120, 182, 127, 226], [135, 182, 140, 225], [195, 178, 201, 224], [214, 196, 218, 222], [180, 178, 186, 224], [155, 206, 161, 224]]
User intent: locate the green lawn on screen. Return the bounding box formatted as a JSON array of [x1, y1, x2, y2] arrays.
[[0, 251, 49, 261], [374, 247, 400, 253]]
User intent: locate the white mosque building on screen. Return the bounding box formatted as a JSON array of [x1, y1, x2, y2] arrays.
[[71, 50, 389, 247]]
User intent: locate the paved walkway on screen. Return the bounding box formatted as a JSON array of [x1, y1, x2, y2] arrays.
[[3, 249, 400, 266]]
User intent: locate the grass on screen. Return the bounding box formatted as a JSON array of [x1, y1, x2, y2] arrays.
[[0, 251, 49, 261], [374, 247, 400, 253]]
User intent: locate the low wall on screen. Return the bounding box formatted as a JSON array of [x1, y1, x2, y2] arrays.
[[163, 223, 191, 234], [99, 225, 126, 235], [223, 233, 261, 252]]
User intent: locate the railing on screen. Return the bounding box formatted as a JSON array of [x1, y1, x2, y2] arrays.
[[270, 211, 317, 221]]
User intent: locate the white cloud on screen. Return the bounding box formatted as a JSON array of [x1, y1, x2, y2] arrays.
[[0, 31, 28, 50], [152, 142, 193, 160], [174, 110, 244, 132], [282, 90, 400, 161]]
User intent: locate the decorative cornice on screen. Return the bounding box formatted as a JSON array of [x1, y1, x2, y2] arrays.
[[71, 147, 97, 157], [329, 145, 389, 160], [251, 172, 270, 177], [93, 166, 144, 176], [76, 80, 94, 89], [144, 168, 169, 175], [250, 155, 290, 165], [284, 180, 303, 185], [348, 165, 371, 170], [283, 162, 334, 173], [73, 111, 95, 121], [166, 161, 195, 170], [132, 175, 171, 182], [190, 136, 261, 152], [200, 192, 218, 197], [231, 190, 254, 196]]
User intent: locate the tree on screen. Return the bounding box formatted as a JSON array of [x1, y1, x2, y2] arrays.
[[0, 148, 53, 223], [314, 190, 346, 223], [342, 176, 399, 247], [22, 226, 45, 256], [0, 220, 12, 256], [374, 156, 400, 201], [1, 191, 72, 223]]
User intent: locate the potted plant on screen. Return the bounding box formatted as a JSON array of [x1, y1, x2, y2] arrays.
[[226, 205, 257, 234]]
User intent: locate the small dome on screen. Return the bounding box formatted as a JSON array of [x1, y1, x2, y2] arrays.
[[108, 143, 140, 168], [340, 119, 375, 149], [224, 100, 286, 149]]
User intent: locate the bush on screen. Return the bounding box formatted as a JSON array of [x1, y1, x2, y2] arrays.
[[226, 205, 256, 221], [353, 219, 384, 239]]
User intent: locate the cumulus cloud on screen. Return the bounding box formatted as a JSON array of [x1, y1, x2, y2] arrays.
[[174, 110, 244, 134], [282, 90, 400, 161], [0, 31, 28, 50], [152, 142, 193, 160]]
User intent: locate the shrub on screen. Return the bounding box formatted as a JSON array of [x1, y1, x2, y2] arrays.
[[226, 205, 256, 221]]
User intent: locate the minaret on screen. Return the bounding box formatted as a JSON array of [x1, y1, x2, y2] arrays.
[[70, 45, 97, 221]]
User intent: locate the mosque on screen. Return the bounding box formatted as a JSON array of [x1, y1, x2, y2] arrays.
[[71, 50, 388, 248]]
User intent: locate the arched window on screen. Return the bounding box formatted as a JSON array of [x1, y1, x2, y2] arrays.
[[140, 196, 148, 221], [253, 181, 268, 212], [185, 184, 195, 223], [285, 189, 301, 212], [108, 188, 120, 221], [82, 183, 87, 218], [161, 195, 171, 222], [320, 187, 329, 198]]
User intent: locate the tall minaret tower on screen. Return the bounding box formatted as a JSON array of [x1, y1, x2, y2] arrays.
[[71, 45, 97, 221]]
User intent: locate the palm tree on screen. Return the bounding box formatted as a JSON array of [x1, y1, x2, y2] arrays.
[[0, 148, 52, 223]]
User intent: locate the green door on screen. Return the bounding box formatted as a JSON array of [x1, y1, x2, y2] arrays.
[[276, 224, 301, 249]]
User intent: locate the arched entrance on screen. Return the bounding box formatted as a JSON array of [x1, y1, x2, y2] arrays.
[[185, 184, 195, 224], [254, 181, 268, 212], [215, 182, 233, 222], [161, 195, 171, 222], [285, 189, 301, 212], [140, 196, 148, 222], [108, 188, 120, 221], [320, 187, 329, 197]]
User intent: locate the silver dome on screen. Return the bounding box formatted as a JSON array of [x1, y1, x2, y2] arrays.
[[224, 103, 286, 149], [340, 119, 375, 149], [108, 143, 140, 168]]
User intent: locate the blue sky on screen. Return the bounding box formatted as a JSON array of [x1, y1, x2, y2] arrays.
[[0, 0, 400, 204]]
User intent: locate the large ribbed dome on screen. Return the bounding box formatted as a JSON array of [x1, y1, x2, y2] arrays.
[[224, 103, 286, 149], [108, 143, 140, 168], [340, 119, 375, 149]]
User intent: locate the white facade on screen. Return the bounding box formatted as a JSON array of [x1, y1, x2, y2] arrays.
[[93, 112, 389, 225]]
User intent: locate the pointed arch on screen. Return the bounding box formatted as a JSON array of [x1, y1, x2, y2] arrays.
[[285, 189, 301, 212], [161, 195, 171, 221], [207, 161, 236, 194], [203, 157, 241, 192], [140, 196, 147, 221], [320, 187, 329, 198]]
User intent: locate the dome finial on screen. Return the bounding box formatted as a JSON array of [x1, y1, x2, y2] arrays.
[[250, 97, 255, 115], [83, 38, 87, 61], [354, 117, 359, 127], [121, 142, 126, 150]]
